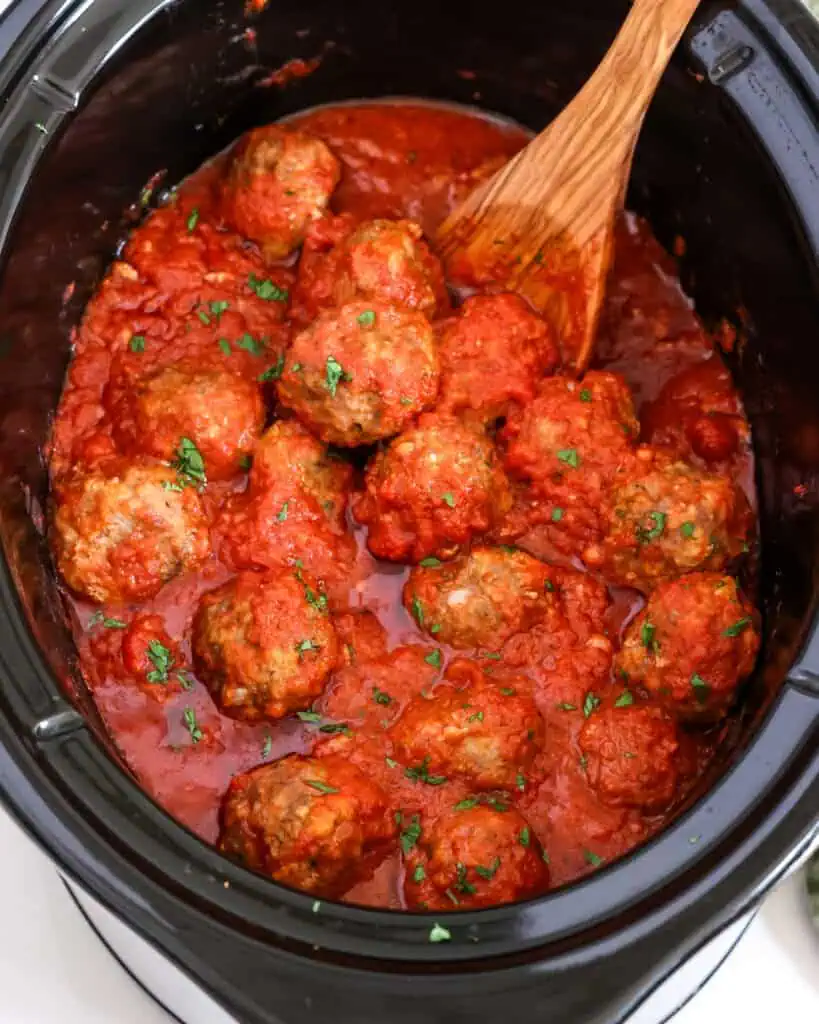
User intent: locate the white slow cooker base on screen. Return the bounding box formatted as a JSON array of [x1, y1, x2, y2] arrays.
[[63, 881, 757, 1024]]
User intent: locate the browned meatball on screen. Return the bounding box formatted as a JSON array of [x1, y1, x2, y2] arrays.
[[53, 457, 210, 603], [277, 300, 440, 445], [584, 447, 752, 591], [403, 546, 555, 649], [579, 702, 682, 812], [118, 364, 264, 480], [220, 754, 396, 896], [295, 217, 449, 321], [222, 125, 340, 258], [404, 805, 549, 910], [615, 572, 759, 719], [389, 662, 544, 790], [437, 293, 558, 425], [192, 569, 338, 721], [353, 415, 512, 562]]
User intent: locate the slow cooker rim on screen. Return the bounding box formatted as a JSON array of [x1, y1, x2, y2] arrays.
[[0, 0, 816, 973]]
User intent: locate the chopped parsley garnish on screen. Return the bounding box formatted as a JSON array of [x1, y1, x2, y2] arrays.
[[467, 711, 484, 723], [400, 815, 422, 854], [297, 711, 322, 723], [441, 492, 456, 508], [161, 480, 183, 493], [430, 624, 441, 635], [146, 640, 174, 683], [556, 702, 577, 711], [429, 923, 451, 944], [455, 863, 477, 895], [197, 309, 211, 326], [584, 850, 603, 867], [129, 335, 146, 353], [454, 797, 479, 811], [291, 362, 302, 372], [357, 309, 376, 328], [372, 687, 392, 706], [615, 690, 634, 708], [413, 865, 426, 883], [209, 299, 230, 319], [499, 687, 516, 697], [519, 827, 531, 847], [325, 355, 351, 397], [295, 568, 328, 614], [218, 338, 232, 355], [583, 692, 601, 718], [411, 597, 425, 628], [173, 437, 206, 488], [551, 507, 564, 522], [101, 617, 126, 630], [723, 617, 751, 637], [237, 333, 265, 356], [690, 673, 710, 699], [517, 772, 526, 791], [405, 756, 447, 786], [261, 734, 273, 759], [385, 756, 398, 768], [277, 501, 289, 522], [176, 671, 195, 690], [556, 448, 580, 469], [305, 779, 340, 795], [419, 557, 441, 568], [258, 352, 286, 381], [186, 208, 200, 232], [637, 510, 667, 543], [296, 638, 320, 658], [485, 797, 509, 812], [476, 857, 501, 880], [319, 721, 351, 735], [183, 707, 203, 743], [482, 652, 502, 661], [248, 274, 288, 302], [680, 521, 696, 538], [425, 649, 442, 669], [579, 388, 592, 402], [641, 620, 660, 654]]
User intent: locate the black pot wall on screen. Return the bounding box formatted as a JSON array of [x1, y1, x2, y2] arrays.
[[0, 1, 817, 1023]]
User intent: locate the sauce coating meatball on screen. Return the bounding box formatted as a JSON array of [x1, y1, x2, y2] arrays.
[[220, 754, 396, 896], [436, 293, 558, 424], [615, 572, 759, 718], [584, 447, 752, 591], [389, 663, 544, 790], [53, 458, 210, 603], [212, 421, 355, 593], [295, 217, 448, 320], [116, 363, 264, 481], [579, 702, 682, 811], [404, 805, 549, 910], [277, 300, 440, 446], [192, 569, 338, 721], [501, 371, 638, 549], [403, 546, 555, 649], [221, 125, 340, 258], [353, 415, 512, 562]]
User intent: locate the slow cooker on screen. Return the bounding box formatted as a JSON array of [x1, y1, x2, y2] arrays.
[[0, 0, 818, 1021]]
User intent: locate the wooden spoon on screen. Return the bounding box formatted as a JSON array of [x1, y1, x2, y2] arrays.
[[436, 0, 701, 371]]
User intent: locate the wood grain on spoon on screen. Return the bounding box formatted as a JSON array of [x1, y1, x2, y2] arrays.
[[436, 0, 701, 371]]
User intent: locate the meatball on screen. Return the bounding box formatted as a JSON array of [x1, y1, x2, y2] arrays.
[[117, 364, 264, 481], [579, 703, 682, 811], [403, 546, 555, 649], [212, 421, 356, 592], [277, 300, 440, 446], [53, 458, 210, 603], [501, 372, 638, 548], [404, 805, 549, 910], [353, 415, 512, 562], [221, 125, 340, 258], [192, 569, 338, 721], [295, 217, 448, 321], [583, 447, 752, 590], [389, 664, 544, 790], [615, 572, 759, 718], [220, 754, 396, 896], [437, 293, 558, 425]]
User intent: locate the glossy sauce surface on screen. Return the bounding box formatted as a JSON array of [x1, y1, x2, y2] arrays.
[[52, 103, 754, 909]]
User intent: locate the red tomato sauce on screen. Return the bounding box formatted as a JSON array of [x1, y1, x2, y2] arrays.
[[49, 102, 756, 910]]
